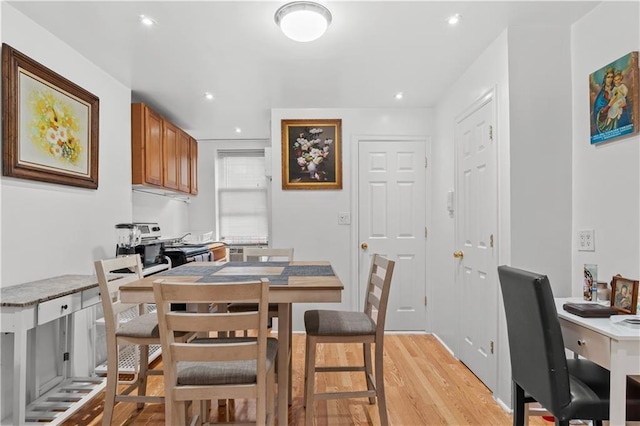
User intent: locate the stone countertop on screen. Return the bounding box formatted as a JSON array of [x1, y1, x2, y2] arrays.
[[0, 275, 98, 307]]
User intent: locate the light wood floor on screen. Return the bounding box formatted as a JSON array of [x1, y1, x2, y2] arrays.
[[63, 334, 550, 425]]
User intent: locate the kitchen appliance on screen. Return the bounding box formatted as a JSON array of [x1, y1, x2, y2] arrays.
[[115, 222, 169, 276], [163, 244, 212, 267]]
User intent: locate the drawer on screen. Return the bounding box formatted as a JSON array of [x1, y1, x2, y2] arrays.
[[37, 293, 81, 325], [560, 318, 611, 368], [81, 287, 101, 308]]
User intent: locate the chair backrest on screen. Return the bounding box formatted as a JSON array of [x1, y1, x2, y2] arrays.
[[497, 265, 571, 414], [243, 247, 294, 262], [94, 255, 146, 338], [152, 278, 270, 392], [364, 254, 395, 336]]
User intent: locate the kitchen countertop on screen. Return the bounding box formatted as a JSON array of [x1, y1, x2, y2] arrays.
[[0, 275, 98, 307]]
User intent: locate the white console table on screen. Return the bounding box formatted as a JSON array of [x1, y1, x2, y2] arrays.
[[0, 275, 105, 425], [556, 298, 640, 426]]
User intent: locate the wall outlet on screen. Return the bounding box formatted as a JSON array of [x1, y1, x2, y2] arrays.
[[338, 212, 351, 225], [578, 229, 595, 251]]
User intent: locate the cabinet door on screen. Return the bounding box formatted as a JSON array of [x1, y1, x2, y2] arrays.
[[145, 108, 163, 186], [190, 138, 198, 195], [163, 121, 179, 190], [131, 103, 163, 187], [177, 130, 191, 193]]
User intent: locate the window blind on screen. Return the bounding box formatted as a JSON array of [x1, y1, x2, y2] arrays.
[[217, 150, 268, 244]]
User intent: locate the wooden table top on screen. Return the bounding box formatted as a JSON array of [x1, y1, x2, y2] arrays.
[[119, 261, 343, 304]]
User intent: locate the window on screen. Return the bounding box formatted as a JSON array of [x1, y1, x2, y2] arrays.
[[216, 150, 268, 245]]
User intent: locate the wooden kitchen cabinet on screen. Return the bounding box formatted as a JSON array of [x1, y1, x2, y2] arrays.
[[131, 103, 163, 187], [177, 130, 191, 193], [190, 137, 198, 195], [162, 120, 179, 190], [132, 103, 198, 195]]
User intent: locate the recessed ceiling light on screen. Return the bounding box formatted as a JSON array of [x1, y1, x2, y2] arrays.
[[395, 92, 404, 100], [204, 92, 214, 100], [448, 14, 460, 25], [235, 127, 242, 134], [139, 15, 156, 26]]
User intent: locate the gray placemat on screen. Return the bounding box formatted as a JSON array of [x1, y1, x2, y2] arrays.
[[159, 265, 225, 276], [283, 265, 334, 276]]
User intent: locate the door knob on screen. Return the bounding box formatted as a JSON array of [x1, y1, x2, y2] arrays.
[[361, 243, 368, 250], [453, 250, 464, 259]]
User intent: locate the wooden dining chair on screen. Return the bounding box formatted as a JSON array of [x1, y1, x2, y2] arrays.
[[303, 254, 395, 426], [94, 256, 193, 426], [227, 247, 294, 336], [153, 278, 277, 425]]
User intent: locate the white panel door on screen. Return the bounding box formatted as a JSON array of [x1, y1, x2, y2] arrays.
[[358, 139, 426, 331], [454, 92, 498, 391]]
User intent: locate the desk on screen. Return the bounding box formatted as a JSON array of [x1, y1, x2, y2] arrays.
[[556, 298, 640, 426], [119, 261, 344, 426]]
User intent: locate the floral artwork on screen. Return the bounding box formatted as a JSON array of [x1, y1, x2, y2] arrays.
[[27, 86, 84, 167], [281, 119, 342, 190], [2, 44, 99, 189], [589, 51, 639, 144]]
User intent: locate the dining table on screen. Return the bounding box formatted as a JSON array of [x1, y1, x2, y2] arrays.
[[118, 260, 344, 426]]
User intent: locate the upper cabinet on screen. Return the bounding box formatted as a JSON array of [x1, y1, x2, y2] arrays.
[[131, 103, 197, 195]]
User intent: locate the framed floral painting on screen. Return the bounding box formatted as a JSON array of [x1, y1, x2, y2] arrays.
[[2, 43, 99, 189], [281, 119, 342, 190]]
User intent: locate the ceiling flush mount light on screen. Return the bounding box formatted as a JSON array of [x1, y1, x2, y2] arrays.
[[204, 92, 214, 100], [139, 15, 156, 26], [448, 13, 460, 25], [274, 1, 332, 42], [395, 92, 404, 100]]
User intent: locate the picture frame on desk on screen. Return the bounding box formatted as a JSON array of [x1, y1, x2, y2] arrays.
[[610, 275, 638, 314]]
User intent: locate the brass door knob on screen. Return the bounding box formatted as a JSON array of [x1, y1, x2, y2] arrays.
[[453, 250, 464, 259], [361, 243, 368, 250]]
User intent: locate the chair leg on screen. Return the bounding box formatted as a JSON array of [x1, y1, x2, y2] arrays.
[[173, 400, 187, 425], [137, 344, 149, 409], [513, 381, 526, 426], [363, 342, 375, 404], [304, 335, 317, 426], [374, 341, 388, 426], [267, 367, 276, 426], [102, 340, 118, 426]]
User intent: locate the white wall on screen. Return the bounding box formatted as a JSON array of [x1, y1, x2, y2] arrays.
[[132, 191, 190, 239], [1, 4, 132, 420], [1, 4, 132, 286], [270, 108, 433, 331], [571, 2, 640, 295]]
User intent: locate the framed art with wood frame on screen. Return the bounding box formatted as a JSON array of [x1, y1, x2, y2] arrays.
[[610, 275, 638, 314], [2, 43, 99, 189], [281, 118, 342, 190]]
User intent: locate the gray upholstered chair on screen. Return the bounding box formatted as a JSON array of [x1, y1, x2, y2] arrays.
[[95, 256, 192, 425], [303, 254, 395, 426], [153, 278, 277, 425], [497, 265, 640, 426]]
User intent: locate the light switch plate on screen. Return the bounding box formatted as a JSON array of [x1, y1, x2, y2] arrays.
[[578, 229, 595, 251], [338, 212, 351, 225]]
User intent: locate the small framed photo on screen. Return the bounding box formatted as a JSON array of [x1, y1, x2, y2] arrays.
[[281, 118, 342, 190], [2, 43, 99, 189], [610, 275, 639, 314]]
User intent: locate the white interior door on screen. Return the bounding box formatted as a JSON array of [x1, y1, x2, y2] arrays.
[[454, 91, 498, 391], [358, 138, 426, 331]]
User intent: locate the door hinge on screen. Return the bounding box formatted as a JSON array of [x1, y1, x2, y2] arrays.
[[63, 352, 70, 361], [490, 341, 494, 354], [489, 125, 494, 141], [490, 234, 494, 248], [424, 296, 427, 306], [425, 227, 428, 239], [425, 157, 428, 169]]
